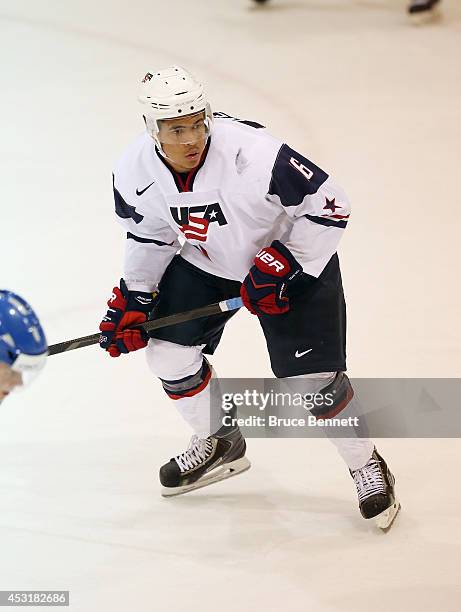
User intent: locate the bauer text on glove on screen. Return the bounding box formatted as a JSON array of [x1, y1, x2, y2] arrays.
[[240, 240, 303, 315]]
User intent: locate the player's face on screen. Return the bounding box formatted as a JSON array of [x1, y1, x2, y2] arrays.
[[158, 112, 208, 172], [0, 362, 22, 399]]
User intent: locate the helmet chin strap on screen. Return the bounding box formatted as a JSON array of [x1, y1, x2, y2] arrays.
[[152, 137, 182, 167], [152, 134, 168, 159]]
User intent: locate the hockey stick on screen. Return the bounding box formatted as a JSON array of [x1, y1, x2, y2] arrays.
[[48, 297, 243, 356]]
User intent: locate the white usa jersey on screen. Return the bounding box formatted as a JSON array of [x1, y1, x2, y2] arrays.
[[112, 113, 351, 291]]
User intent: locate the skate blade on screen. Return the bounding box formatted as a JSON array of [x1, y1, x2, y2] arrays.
[[161, 456, 251, 498], [375, 500, 401, 531]]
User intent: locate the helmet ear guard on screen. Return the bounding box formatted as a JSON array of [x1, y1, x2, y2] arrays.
[[10, 351, 47, 388]]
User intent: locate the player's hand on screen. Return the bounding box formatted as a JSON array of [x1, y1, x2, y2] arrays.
[[99, 279, 157, 357], [240, 240, 302, 315]]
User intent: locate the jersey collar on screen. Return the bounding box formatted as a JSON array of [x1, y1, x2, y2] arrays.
[[155, 138, 211, 193]]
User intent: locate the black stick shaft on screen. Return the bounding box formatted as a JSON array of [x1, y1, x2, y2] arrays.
[[48, 299, 241, 356]]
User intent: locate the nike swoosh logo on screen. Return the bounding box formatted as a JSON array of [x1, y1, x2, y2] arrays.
[[135, 296, 153, 305], [136, 180, 155, 196], [295, 349, 313, 358]]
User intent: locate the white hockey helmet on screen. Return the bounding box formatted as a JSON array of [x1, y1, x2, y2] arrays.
[[138, 66, 212, 149]]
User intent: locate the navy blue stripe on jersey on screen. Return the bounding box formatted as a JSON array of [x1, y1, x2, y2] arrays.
[[238, 119, 265, 129], [127, 232, 173, 246], [304, 214, 348, 229], [113, 175, 144, 224], [213, 111, 265, 128], [268, 144, 329, 207]]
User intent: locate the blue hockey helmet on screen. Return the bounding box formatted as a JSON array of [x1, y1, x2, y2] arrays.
[[0, 290, 48, 385]]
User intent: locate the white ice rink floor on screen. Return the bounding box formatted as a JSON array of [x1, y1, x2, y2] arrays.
[[1, 1, 461, 610]]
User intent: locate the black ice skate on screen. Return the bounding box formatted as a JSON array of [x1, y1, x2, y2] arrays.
[[160, 427, 250, 497], [350, 448, 400, 530], [408, 0, 441, 15]]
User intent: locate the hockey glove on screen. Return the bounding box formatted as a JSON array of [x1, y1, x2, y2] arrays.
[[99, 279, 157, 357], [240, 240, 303, 316]]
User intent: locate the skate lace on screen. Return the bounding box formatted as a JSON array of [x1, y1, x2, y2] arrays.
[[174, 435, 214, 473], [352, 459, 385, 503]]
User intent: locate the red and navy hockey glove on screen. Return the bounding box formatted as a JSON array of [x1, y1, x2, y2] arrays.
[[240, 240, 303, 316], [99, 279, 157, 357]]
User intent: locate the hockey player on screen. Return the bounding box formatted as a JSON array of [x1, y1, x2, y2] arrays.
[[408, 0, 441, 15], [253, 0, 441, 17], [0, 291, 48, 401], [99, 66, 400, 529]]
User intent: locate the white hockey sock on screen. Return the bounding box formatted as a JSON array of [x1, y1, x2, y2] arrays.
[[146, 339, 214, 439], [285, 372, 374, 470], [329, 435, 374, 471], [170, 382, 214, 440]]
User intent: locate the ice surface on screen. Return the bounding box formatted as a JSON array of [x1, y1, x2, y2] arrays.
[[1, 1, 461, 610]]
